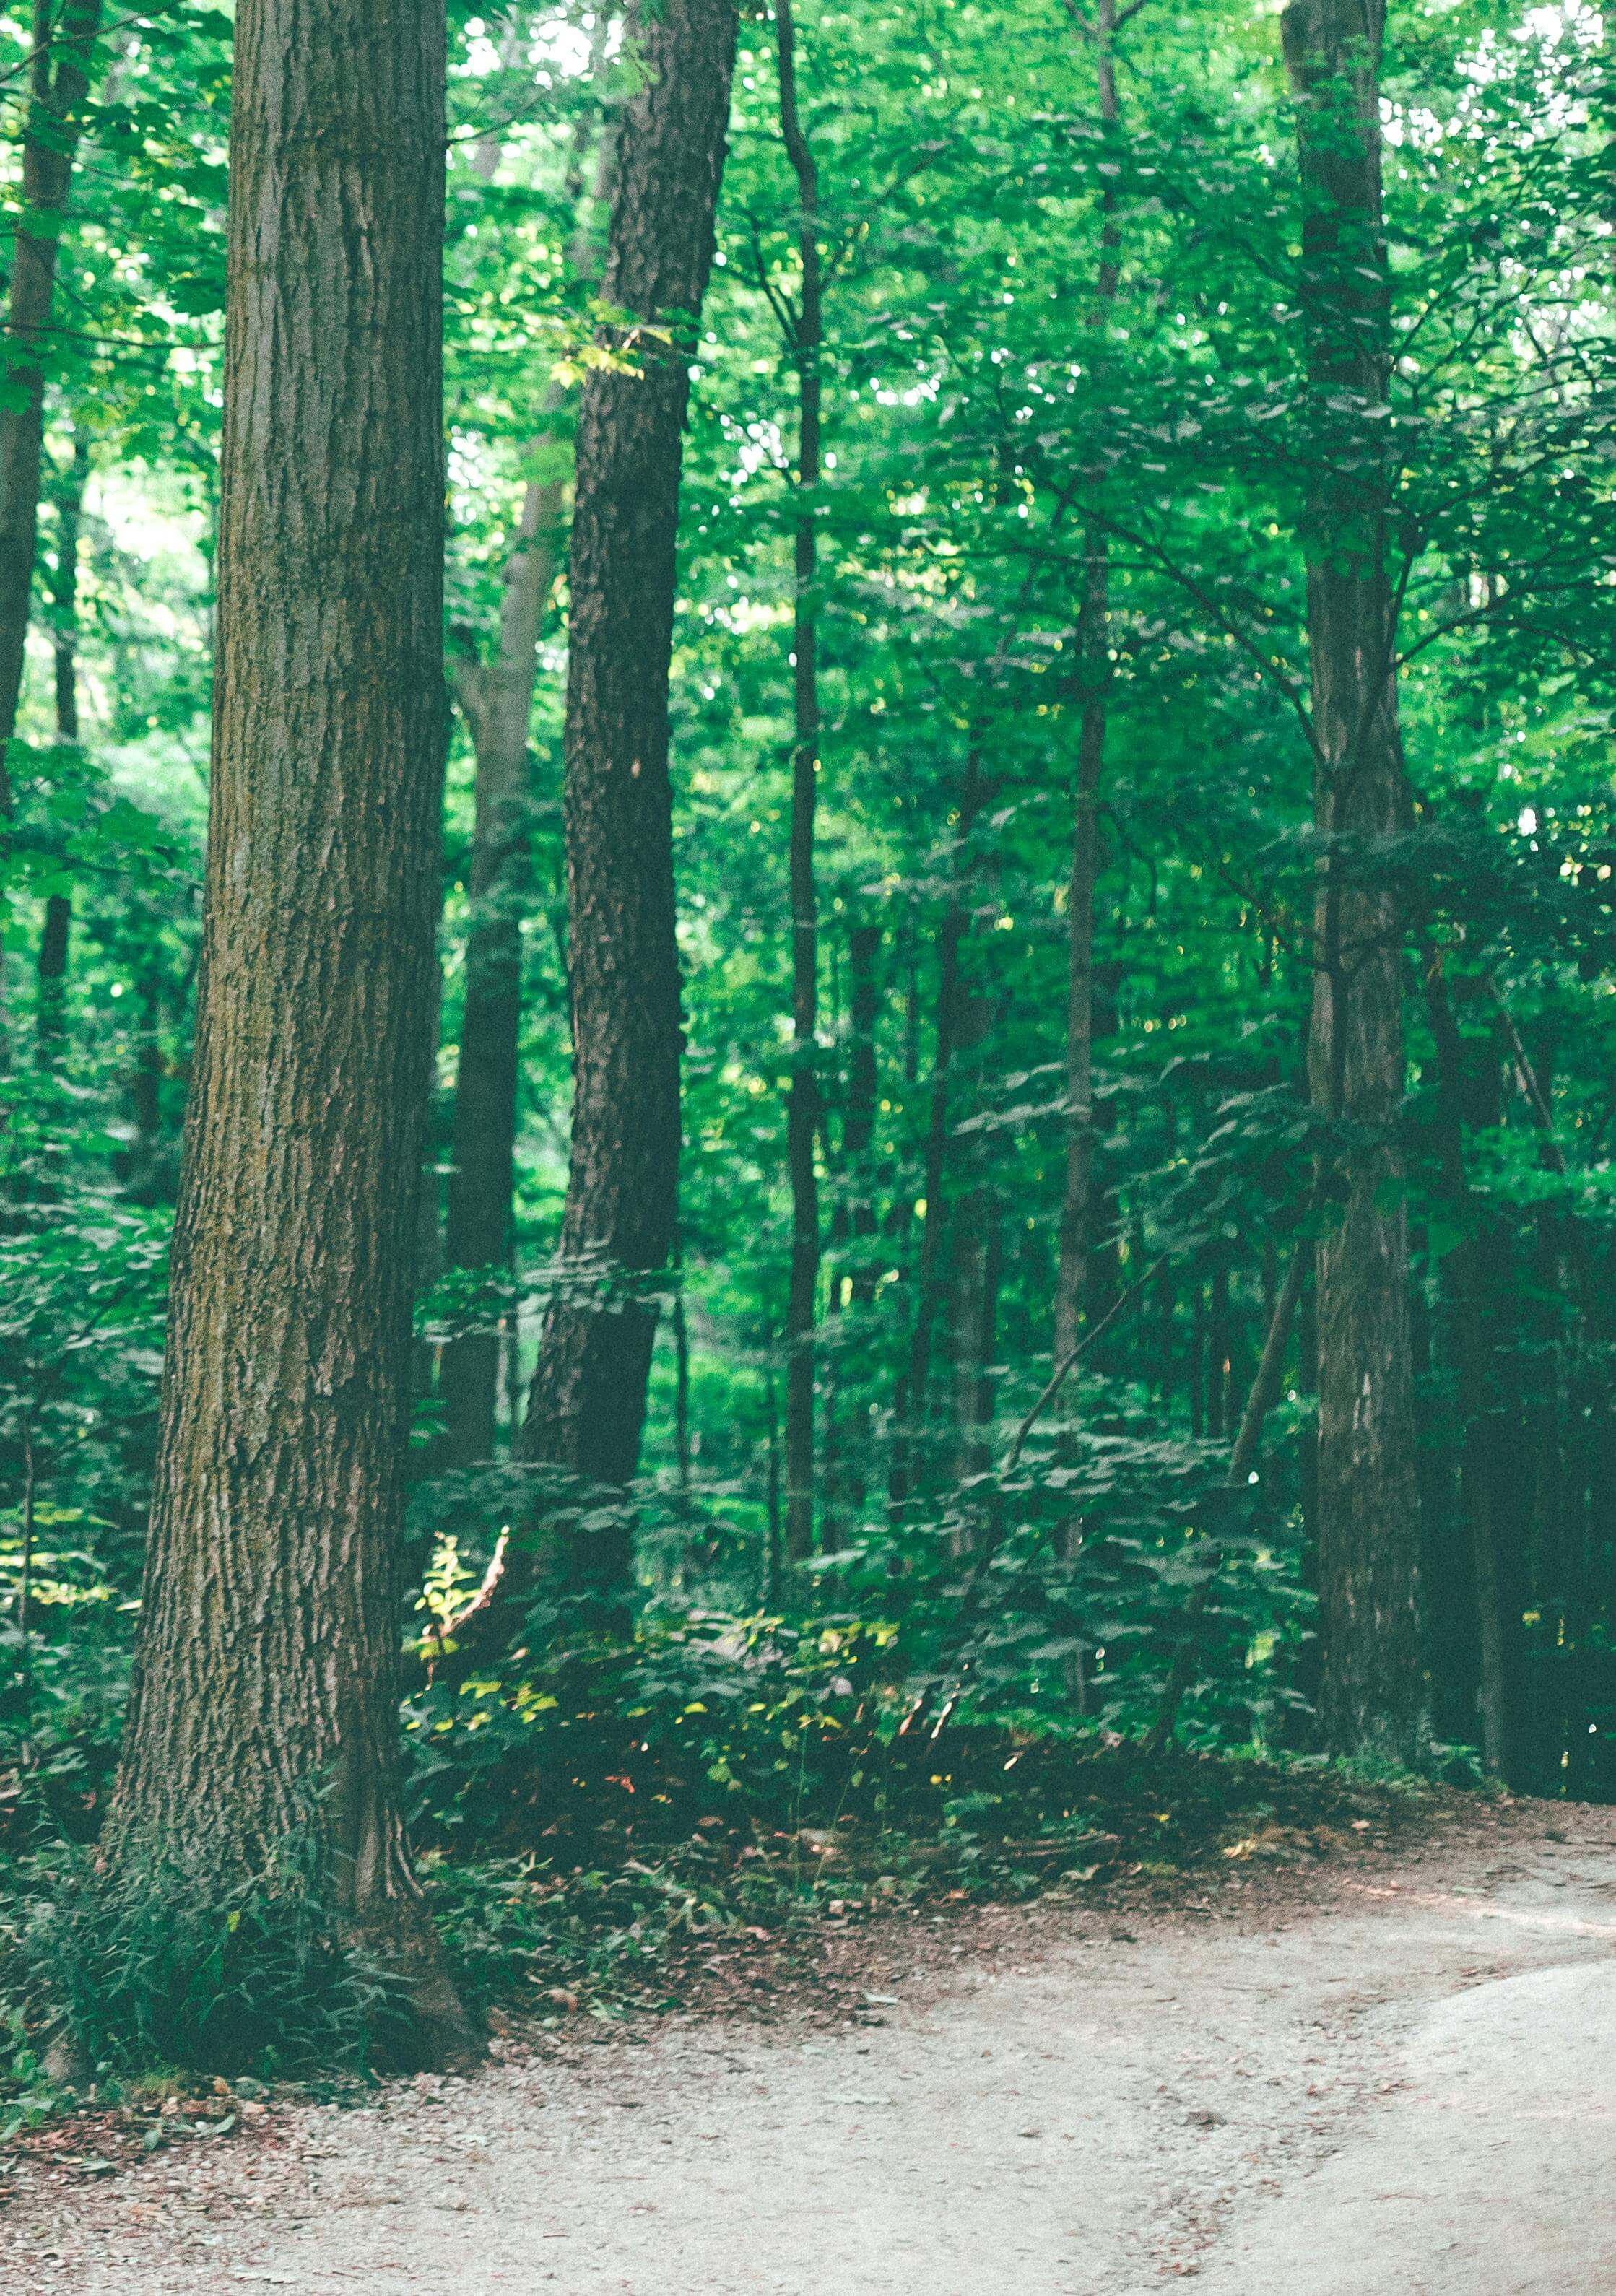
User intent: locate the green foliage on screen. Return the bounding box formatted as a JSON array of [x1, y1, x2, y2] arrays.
[[3, 0, 1616, 2096], [6, 1840, 407, 2084]]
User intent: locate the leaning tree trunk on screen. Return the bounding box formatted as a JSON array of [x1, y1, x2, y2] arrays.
[[516, 0, 738, 1593], [106, 0, 471, 2064], [1284, 0, 1424, 1760]]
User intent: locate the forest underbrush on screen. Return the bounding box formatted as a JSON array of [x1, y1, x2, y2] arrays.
[[0, 1599, 1485, 2194]]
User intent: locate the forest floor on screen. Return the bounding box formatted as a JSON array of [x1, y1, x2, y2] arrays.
[[13, 1792, 1616, 2294]]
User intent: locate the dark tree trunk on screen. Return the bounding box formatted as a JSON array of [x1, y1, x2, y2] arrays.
[[437, 710, 527, 1464], [888, 747, 984, 1508], [516, 0, 737, 1591], [778, 0, 822, 1562], [843, 919, 881, 1304], [1284, 0, 1424, 1759], [439, 98, 614, 1466], [36, 432, 87, 1066], [1207, 1257, 1230, 1441], [106, 0, 470, 2064], [1420, 946, 1508, 1775], [0, 0, 103, 831]]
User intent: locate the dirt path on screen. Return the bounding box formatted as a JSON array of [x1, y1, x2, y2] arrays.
[[19, 1803, 1616, 2293]]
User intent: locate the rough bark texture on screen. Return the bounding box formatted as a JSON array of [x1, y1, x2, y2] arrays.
[[778, 0, 822, 1563], [106, 0, 469, 2063], [0, 0, 103, 830], [516, 0, 738, 1588], [439, 100, 614, 1467], [1284, 0, 1425, 1759]]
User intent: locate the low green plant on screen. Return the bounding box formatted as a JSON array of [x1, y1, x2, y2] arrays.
[[7, 1838, 407, 2082]]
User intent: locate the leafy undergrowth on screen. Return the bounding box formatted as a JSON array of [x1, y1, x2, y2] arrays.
[[0, 1744, 1469, 2201], [423, 1744, 1452, 2027], [0, 1599, 1483, 2191]]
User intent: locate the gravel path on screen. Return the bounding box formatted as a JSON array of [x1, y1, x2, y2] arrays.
[[16, 1806, 1616, 2292]]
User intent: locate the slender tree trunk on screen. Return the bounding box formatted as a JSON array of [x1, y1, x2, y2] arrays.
[[951, 1165, 1002, 1553], [843, 920, 881, 1305], [777, 0, 823, 1561], [1420, 945, 1508, 1775], [106, 0, 470, 2065], [439, 91, 614, 1466], [0, 0, 103, 832], [1205, 1259, 1228, 1440], [516, 0, 738, 1590], [0, 4, 103, 1070], [1284, 0, 1424, 1759], [35, 432, 87, 1064], [1052, 0, 1120, 1373], [1188, 1277, 1204, 1437], [888, 747, 984, 1507]]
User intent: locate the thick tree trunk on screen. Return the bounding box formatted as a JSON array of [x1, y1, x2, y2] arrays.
[[35, 432, 87, 1064], [778, 0, 823, 1565], [516, 0, 737, 1590], [106, 0, 470, 2064], [439, 98, 614, 1466], [1284, 0, 1424, 1759]]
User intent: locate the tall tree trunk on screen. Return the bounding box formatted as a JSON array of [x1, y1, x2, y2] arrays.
[[0, 0, 103, 830], [516, 0, 738, 1591], [106, 0, 470, 2064], [0, 2, 103, 1067], [439, 77, 614, 1466], [1420, 945, 1508, 1775], [888, 747, 984, 1508], [777, 0, 822, 1562], [949, 880, 1002, 1544], [35, 431, 88, 1064], [1052, 0, 1120, 1375], [1284, 0, 1424, 1759], [1207, 1257, 1230, 1440], [843, 919, 880, 1300]]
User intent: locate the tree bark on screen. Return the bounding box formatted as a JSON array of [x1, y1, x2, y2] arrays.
[[439, 84, 615, 1466], [777, 0, 823, 1565], [35, 431, 87, 1064], [0, 0, 103, 832], [1284, 0, 1424, 1760], [516, 0, 737, 1591], [106, 0, 471, 2065]]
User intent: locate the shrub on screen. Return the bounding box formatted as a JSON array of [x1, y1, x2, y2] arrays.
[[9, 1839, 407, 2080]]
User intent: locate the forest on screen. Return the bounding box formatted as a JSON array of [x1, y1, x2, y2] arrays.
[[0, 0, 1612, 2113]]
